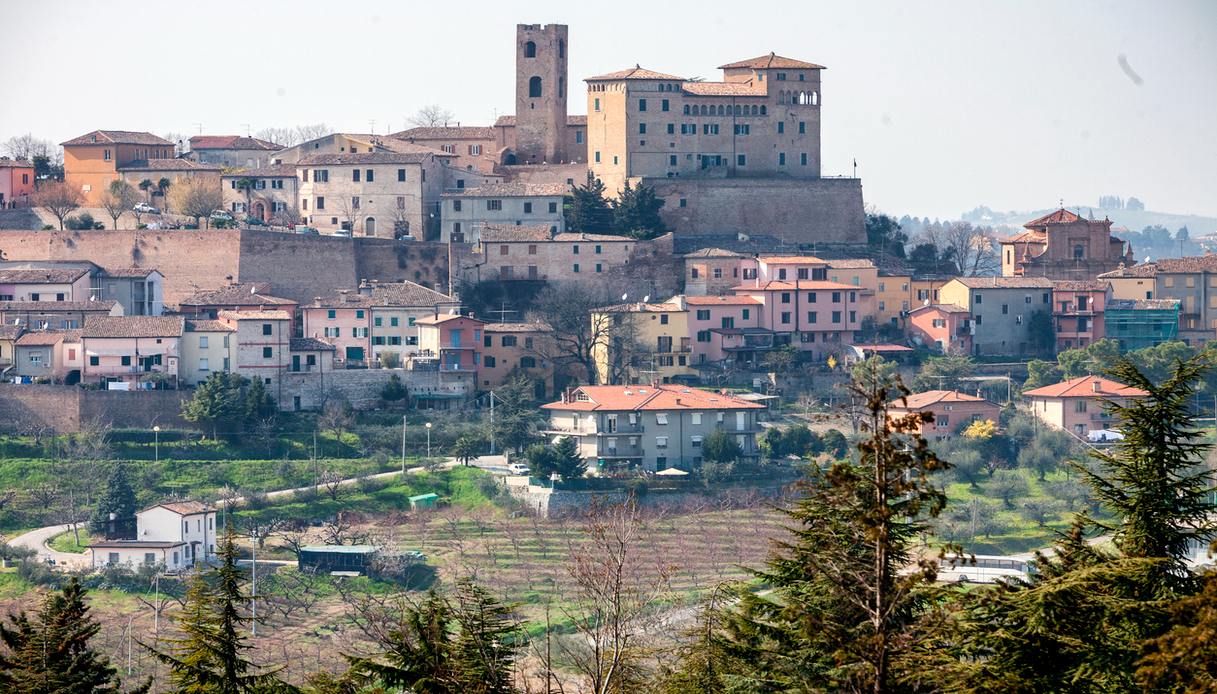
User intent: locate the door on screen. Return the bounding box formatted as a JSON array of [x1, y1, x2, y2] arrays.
[[346, 346, 364, 362], [292, 354, 301, 372]]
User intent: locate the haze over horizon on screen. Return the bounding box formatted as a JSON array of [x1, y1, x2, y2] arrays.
[[4, 0, 1214, 221]]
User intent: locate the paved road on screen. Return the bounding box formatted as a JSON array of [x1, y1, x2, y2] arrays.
[[8, 524, 90, 569]]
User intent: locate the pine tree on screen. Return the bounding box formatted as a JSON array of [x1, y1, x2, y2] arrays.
[[551, 436, 586, 480], [609, 180, 666, 239], [345, 589, 458, 692], [244, 377, 277, 422], [143, 525, 291, 693], [450, 579, 522, 694], [181, 372, 247, 439], [91, 462, 137, 532], [0, 578, 145, 693], [565, 172, 613, 233]]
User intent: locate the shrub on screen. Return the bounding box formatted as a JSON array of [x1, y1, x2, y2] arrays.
[[292, 486, 320, 504], [64, 212, 96, 230], [357, 475, 391, 494], [17, 559, 56, 586], [243, 490, 270, 510]]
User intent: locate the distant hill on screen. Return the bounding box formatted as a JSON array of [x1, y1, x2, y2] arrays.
[[961, 205, 1217, 236]]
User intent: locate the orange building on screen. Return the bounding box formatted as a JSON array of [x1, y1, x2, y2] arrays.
[[61, 130, 176, 205], [1022, 375, 1147, 439], [908, 303, 971, 354], [0, 158, 35, 208], [888, 390, 1000, 440]]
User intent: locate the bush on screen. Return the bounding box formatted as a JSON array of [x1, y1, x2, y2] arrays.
[[292, 486, 320, 504], [243, 490, 270, 510], [16, 559, 56, 586], [381, 373, 407, 401], [357, 475, 392, 494], [64, 212, 96, 230]]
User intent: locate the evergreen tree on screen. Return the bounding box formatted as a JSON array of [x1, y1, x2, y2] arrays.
[[181, 372, 248, 439], [346, 589, 457, 692], [700, 429, 741, 465], [609, 179, 666, 239], [450, 579, 522, 693], [244, 377, 277, 422], [564, 172, 613, 233], [0, 578, 144, 693], [551, 436, 586, 480], [91, 462, 138, 532], [490, 375, 542, 454], [144, 525, 291, 693]]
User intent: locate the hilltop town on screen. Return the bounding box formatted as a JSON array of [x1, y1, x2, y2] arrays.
[[0, 18, 1214, 694]]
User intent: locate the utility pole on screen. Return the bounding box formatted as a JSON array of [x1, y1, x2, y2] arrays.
[[489, 390, 496, 455], [251, 540, 257, 637], [401, 414, 407, 474]]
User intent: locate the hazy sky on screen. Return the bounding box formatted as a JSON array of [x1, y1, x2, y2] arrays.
[[4, 0, 1214, 219]]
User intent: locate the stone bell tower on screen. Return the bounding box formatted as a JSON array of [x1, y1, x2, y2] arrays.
[[514, 23, 568, 164]]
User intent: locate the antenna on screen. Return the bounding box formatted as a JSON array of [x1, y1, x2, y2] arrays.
[[369, 119, 376, 134], [241, 123, 250, 137], [250, 285, 258, 294], [642, 295, 650, 303], [193, 122, 203, 134]]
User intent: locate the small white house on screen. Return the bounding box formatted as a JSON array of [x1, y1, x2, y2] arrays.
[[88, 501, 218, 572]]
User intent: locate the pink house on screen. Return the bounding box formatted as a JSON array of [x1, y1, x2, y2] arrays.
[[81, 315, 183, 387], [0, 158, 35, 208], [731, 280, 862, 360], [1023, 375, 1147, 438], [416, 314, 484, 372], [686, 295, 763, 365], [301, 291, 372, 366], [1052, 280, 1109, 352], [908, 304, 972, 354]]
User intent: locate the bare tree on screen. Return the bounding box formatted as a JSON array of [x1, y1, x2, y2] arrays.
[[321, 516, 368, 545], [529, 282, 638, 385], [560, 500, 673, 694], [168, 176, 223, 228], [98, 180, 139, 230], [408, 105, 455, 128], [161, 132, 188, 156], [32, 181, 82, 230], [246, 517, 290, 549], [917, 221, 998, 276], [336, 195, 361, 234], [319, 468, 345, 502], [2, 134, 54, 162], [319, 397, 354, 444]]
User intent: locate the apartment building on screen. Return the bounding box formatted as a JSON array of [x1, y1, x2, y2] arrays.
[[1023, 375, 1147, 438], [0, 300, 121, 331], [301, 282, 460, 367], [0, 157, 35, 208], [441, 182, 568, 243], [732, 280, 863, 361], [686, 294, 764, 365], [591, 298, 694, 385], [0, 266, 92, 302], [221, 166, 299, 224], [908, 304, 972, 355], [177, 283, 297, 332], [13, 330, 83, 383], [188, 135, 280, 169], [474, 226, 636, 283], [683, 248, 746, 295], [216, 310, 291, 398], [415, 314, 485, 373], [542, 384, 766, 473], [1052, 280, 1109, 352], [80, 315, 184, 387], [1104, 299, 1180, 351], [481, 322, 555, 396], [938, 277, 1054, 356], [888, 390, 1001, 440], [180, 319, 235, 386], [296, 150, 449, 238], [1104, 255, 1217, 346]]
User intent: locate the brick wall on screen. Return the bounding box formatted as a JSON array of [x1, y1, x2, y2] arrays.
[[279, 368, 474, 411], [0, 385, 193, 434]]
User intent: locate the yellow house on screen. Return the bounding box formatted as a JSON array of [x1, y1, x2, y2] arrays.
[[875, 271, 911, 327], [1097, 264, 1155, 301], [827, 259, 878, 327], [591, 297, 693, 385]]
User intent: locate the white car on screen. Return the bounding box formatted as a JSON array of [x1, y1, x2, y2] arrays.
[[507, 463, 531, 476], [209, 210, 234, 221], [133, 202, 159, 214], [332, 229, 352, 238]]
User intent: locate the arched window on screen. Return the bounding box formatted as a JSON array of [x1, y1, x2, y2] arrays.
[[734, 105, 741, 116], [717, 105, 725, 115], [683, 105, 690, 115], [529, 76, 542, 98], [558, 40, 565, 58], [760, 105, 767, 115], [700, 104, 708, 115], [751, 105, 759, 115], [365, 217, 376, 236], [812, 91, 819, 106], [558, 77, 565, 98], [524, 41, 536, 58]]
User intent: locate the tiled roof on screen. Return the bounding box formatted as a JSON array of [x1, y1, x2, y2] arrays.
[[0, 158, 33, 168], [1001, 230, 1047, 244], [180, 283, 295, 307], [83, 315, 183, 338], [718, 53, 826, 70], [392, 126, 497, 140], [909, 303, 969, 314], [0, 268, 90, 283], [297, 152, 435, 166], [1023, 375, 1148, 399], [757, 255, 826, 264], [117, 158, 221, 172], [373, 139, 458, 157], [145, 501, 213, 515], [0, 300, 116, 312], [1152, 256, 1217, 274], [733, 280, 859, 291], [1107, 298, 1180, 311], [0, 325, 23, 340], [61, 130, 172, 146], [479, 224, 554, 242], [681, 81, 766, 96], [290, 337, 335, 352], [683, 247, 744, 258], [544, 384, 766, 412], [15, 331, 71, 346], [445, 182, 569, 197], [893, 390, 992, 409], [366, 281, 457, 307], [949, 276, 1054, 289], [415, 313, 483, 326], [1023, 208, 1094, 227], [552, 232, 632, 242], [492, 115, 587, 128], [684, 295, 763, 305], [1052, 280, 1109, 291], [222, 165, 297, 178], [586, 65, 685, 81], [827, 258, 877, 269], [184, 319, 234, 332], [1098, 263, 1156, 279], [593, 302, 685, 313], [484, 322, 552, 333], [218, 310, 291, 321], [189, 135, 280, 150], [103, 267, 161, 278]]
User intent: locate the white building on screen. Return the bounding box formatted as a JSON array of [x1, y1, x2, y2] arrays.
[[88, 500, 218, 572], [441, 182, 569, 243]]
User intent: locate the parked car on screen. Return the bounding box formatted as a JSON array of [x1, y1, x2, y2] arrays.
[[295, 226, 319, 235], [507, 463, 531, 476], [332, 229, 352, 238], [133, 202, 159, 214], [209, 210, 234, 222]]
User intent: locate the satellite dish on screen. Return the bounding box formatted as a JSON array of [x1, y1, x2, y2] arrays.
[[621, 293, 628, 301], [642, 295, 650, 303], [250, 285, 258, 294]]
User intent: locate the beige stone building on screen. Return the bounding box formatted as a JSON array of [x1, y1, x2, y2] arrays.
[[188, 135, 281, 169], [441, 182, 568, 243], [181, 319, 235, 386], [683, 248, 746, 295], [591, 297, 695, 385], [469, 226, 638, 283], [296, 151, 449, 238], [217, 310, 291, 398], [221, 166, 299, 225], [999, 208, 1135, 280], [481, 322, 556, 396]]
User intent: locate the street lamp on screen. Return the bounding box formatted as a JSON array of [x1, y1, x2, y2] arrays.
[[153, 425, 161, 463], [425, 422, 432, 459]]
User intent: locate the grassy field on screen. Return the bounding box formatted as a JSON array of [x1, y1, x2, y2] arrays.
[[48, 528, 94, 553]]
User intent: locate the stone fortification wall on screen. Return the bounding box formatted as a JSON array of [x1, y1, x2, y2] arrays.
[[0, 385, 192, 434]]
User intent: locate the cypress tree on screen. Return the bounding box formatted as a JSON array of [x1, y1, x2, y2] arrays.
[[91, 462, 138, 533], [345, 589, 458, 692], [450, 579, 521, 694], [565, 172, 613, 233]]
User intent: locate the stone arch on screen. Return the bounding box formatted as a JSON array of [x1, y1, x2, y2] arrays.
[[717, 104, 724, 115], [760, 105, 767, 115], [529, 76, 542, 98], [524, 41, 536, 58], [751, 104, 759, 115]]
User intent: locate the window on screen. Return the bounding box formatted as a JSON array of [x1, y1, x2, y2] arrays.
[[573, 263, 580, 273], [662, 98, 670, 112], [487, 200, 502, 211], [103, 148, 111, 161], [524, 40, 536, 57], [639, 123, 647, 134], [452, 199, 462, 212], [327, 309, 336, 319], [691, 435, 703, 448], [199, 335, 209, 348], [594, 151, 601, 163], [594, 98, 600, 112], [669, 154, 677, 166], [121, 355, 131, 366], [781, 292, 791, 304], [520, 356, 537, 368], [262, 323, 272, 335], [691, 412, 702, 425], [832, 311, 842, 323], [734, 124, 750, 135], [483, 356, 496, 368], [656, 436, 668, 449], [639, 98, 647, 111], [697, 330, 711, 342], [778, 121, 785, 134], [365, 169, 374, 182], [781, 312, 791, 324], [576, 130, 584, 143], [779, 152, 786, 166], [524, 202, 533, 214], [356, 310, 364, 319], [737, 154, 746, 166], [656, 413, 668, 425], [528, 76, 542, 97], [262, 347, 273, 358], [316, 196, 325, 210], [90, 355, 99, 366], [353, 169, 361, 182], [798, 121, 806, 134], [800, 153, 808, 166], [808, 311, 818, 323], [501, 335, 517, 347], [572, 244, 580, 254], [548, 201, 558, 214], [660, 313, 668, 324]]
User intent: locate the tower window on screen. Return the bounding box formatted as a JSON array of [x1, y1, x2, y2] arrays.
[[524, 41, 536, 58], [558, 39, 565, 58], [529, 76, 542, 98]]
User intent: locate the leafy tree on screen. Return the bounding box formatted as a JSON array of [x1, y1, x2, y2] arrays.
[[380, 373, 408, 401], [850, 354, 896, 388], [987, 469, 1029, 508], [784, 424, 815, 458], [490, 375, 541, 454], [701, 428, 741, 466], [551, 435, 586, 479], [90, 463, 137, 533], [1022, 359, 1062, 390], [449, 579, 521, 693], [451, 435, 482, 467], [762, 344, 799, 373], [911, 354, 974, 392], [610, 179, 666, 239], [949, 447, 987, 490], [961, 418, 997, 440], [1056, 338, 1120, 379], [1026, 310, 1054, 354], [181, 372, 247, 438], [235, 177, 257, 222], [244, 377, 276, 421], [1135, 570, 1217, 690], [1019, 499, 1062, 527], [1126, 340, 1194, 383], [145, 526, 289, 693], [821, 429, 849, 459], [524, 444, 556, 478], [865, 212, 907, 257], [138, 179, 154, 203], [169, 177, 222, 228], [0, 578, 143, 693], [564, 171, 613, 233], [759, 427, 785, 459]]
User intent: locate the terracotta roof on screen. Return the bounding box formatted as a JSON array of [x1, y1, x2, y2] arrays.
[[1022, 375, 1148, 399], [1001, 230, 1047, 244], [593, 301, 685, 313], [16, 331, 70, 346], [117, 158, 221, 172], [184, 319, 234, 332], [445, 182, 569, 197], [484, 321, 552, 333], [681, 81, 766, 96], [949, 277, 1054, 289], [909, 303, 969, 314], [87, 540, 187, 549], [189, 135, 280, 150], [684, 295, 763, 305], [415, 313, 484, 326], [373, 139, 458, 157], [0, 158, 33, 168], [180, 283, 295, 307], [552, 232, 632, 242], [392, 126, 497, 140], [493, 115, 587, 127], [1098, 263, 1157, 279], [103, 267, 161, 279], [733, 280, 859, 291], [1052, 280, 1109, 291], [144, 500, 213, 515], [757, 255, 826, 264], [0, 300, 116, 312], [683, 247, 744, 259], [1024, 208, 1083, 227], [0, 267, 90, 283], [83, 315, 183, 338], [1152, 256, 1217, 274], [366, 281, 457, 307], [0, 325, 23, 340], [61, 130, 172, 146], [218, 310, 291, 321], [479, 224, 554, 242], [1107, 298, 1179, 311], [297, 152, 435, 166], [544, 384, 766, 412], [586, 65, 685, 81], [893, 390, 992, 409], [222, 165, 297, 178], [827, 258, 877, 269], [718, 53, 826, 70], [291, 337, 335, 352]]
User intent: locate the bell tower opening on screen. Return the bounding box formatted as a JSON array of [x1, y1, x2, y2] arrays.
[[514, 23, 569, 164]]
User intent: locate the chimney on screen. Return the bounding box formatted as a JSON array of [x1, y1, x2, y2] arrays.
[[313, 297, 321, 307], [1092, 380, 1101, 393], [358, 280, 372, 297]]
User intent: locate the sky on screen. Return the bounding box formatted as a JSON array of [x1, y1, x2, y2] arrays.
[[3, 0, 1215, 220]]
